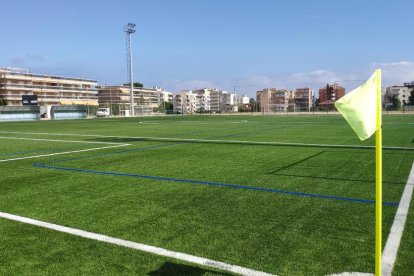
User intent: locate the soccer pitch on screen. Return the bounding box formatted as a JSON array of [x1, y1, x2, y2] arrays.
[[0, 114, 413, 276]]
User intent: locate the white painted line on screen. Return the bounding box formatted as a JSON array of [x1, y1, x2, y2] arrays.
[[1, 131, 413, 151], [0, 136, 129, 145], [0, 212, 275, 276], [0, 144, 129, 163], [382, 161, 414, 276], [0, 136, 130, 163]]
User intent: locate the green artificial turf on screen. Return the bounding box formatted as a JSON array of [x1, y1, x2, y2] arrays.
[[0, 114, 413, 275]]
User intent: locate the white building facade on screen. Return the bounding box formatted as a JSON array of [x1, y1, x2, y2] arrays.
[[172, 91, 196, 114], [173, 88, 243, 113], [385, 85, 412, 106], [192, 89, 211, 112], [0, 67, 97, 106], [239, 95, 250, 105]]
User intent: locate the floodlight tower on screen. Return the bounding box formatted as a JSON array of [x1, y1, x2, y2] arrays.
[[124, 23, 136, 116]]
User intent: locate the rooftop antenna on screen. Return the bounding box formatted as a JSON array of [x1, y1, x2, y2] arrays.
[[124, 23, 136, 116]]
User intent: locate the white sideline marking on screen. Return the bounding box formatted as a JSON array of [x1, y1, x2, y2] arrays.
[[1, 131, 414, 151], [382, 161, 414, 276], [0, 136, 130, 163], [316, 162, 414, 276], [137, 121, 249, 124], [0, 136, 128, 145], [0, 145, 129, 163], [0, 212, 275, 276]]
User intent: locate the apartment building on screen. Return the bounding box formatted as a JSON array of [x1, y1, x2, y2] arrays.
[[209, 89, 228, 112], [172, 91, 196, 114], [172, 88, 238, 113], [404, 81, 414, 88], [190, 88, 237, 112], [0, 67, 97, 106], [256, 88, 294, 112], [223, 92, 237, 108], [234, 95, 251, 112], [256, 88, 270, 112], [318, 84, 345, 105], [385, 85, 412, 106], [192, 89, 211, 112], [294, 87, 314, 112], [97, 85, 172, 114]]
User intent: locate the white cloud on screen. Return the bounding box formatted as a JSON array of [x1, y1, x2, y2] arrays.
[[150, 62, 414, 96], [374, 61, 412, 67], [370, 61, 414, 86], [230, 62, 414, 98], [288, 70, 338, 86], [244, 70, 341, 96], [160, 79, 217, 92], [159, 70, 357, 98]]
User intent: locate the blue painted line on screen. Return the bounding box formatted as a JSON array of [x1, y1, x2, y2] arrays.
[[27, 127, 400, 208], [32, 163, 399, 207]]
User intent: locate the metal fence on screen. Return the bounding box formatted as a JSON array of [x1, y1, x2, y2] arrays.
[[0, 106, 40, 121], [51, 105, 88, 120]]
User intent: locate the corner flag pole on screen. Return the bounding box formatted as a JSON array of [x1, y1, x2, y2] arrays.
[[375, 68, 382, 276]]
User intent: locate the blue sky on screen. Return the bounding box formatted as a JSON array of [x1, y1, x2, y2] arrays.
[[1, 0, 413, 97]]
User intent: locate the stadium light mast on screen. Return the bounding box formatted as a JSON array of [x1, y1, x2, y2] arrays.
[[124, 23, 136, 116]]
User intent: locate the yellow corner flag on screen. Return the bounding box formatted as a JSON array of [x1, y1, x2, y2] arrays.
[[335, 69, 382, 276], [334, 71, 379, 140]]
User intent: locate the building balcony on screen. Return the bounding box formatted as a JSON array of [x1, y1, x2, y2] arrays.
[[3, 71, 96, 83], [0, 83, 97, 93]]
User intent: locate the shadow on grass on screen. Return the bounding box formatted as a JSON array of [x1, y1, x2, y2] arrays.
[[268, 150, 408, 185], [268, 151, 325, 174], [148, 262, 233, 276], [269, 172, 405, 185]]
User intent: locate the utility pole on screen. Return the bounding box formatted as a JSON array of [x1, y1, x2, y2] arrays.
[[125, 23, 136, 116]]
